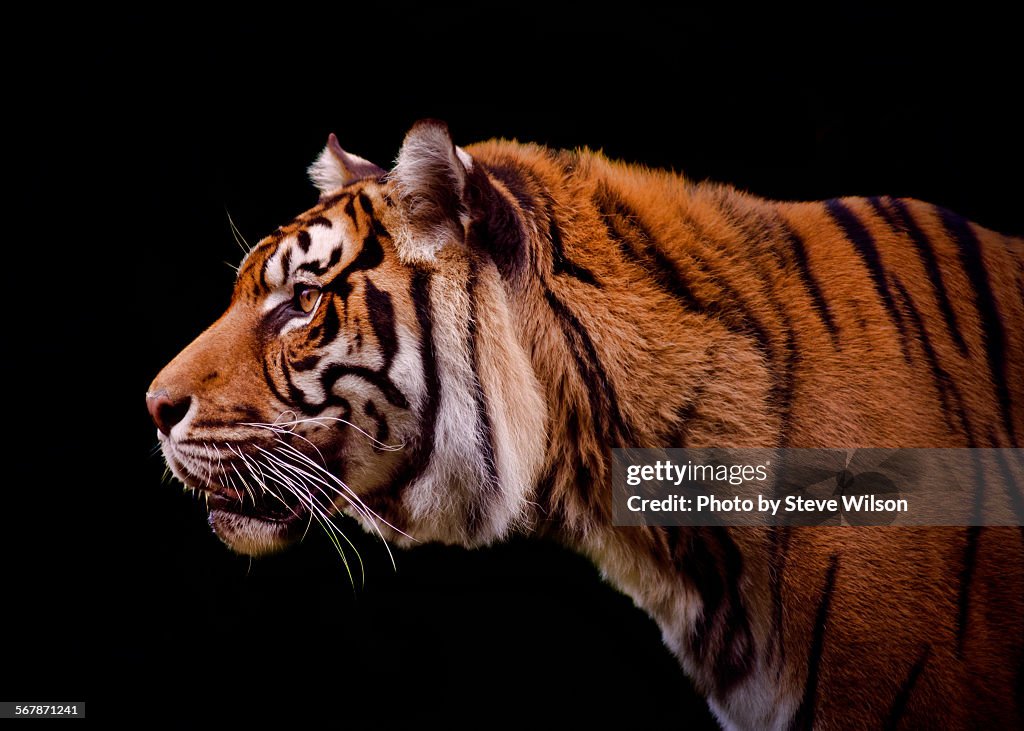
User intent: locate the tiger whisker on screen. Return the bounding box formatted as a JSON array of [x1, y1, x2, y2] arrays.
[[225, 207, 253, 255], [229, 445, 303, 520], [256, 455, 364, 586], [245, 417, 405, 452], [267, 439, 404, 567], [256, 450, 356, 538], [242, 420, 384, 525], [251, 444, 374, 585], [308, 510, 357, 591], [212, 444, 249, 506], [255, 445, 379, 530], [236, 445, 317, 539], [269, 435, 411, 543]]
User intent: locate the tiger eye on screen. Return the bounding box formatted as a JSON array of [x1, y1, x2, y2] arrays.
[[296, 286, 320, 314]]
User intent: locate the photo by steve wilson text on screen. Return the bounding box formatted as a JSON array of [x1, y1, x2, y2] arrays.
[[625, 492, 909, 515], [612, 448, 1024, 527]]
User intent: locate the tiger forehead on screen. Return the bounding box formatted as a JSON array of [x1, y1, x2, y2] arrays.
[[237, 183, 389, 297]]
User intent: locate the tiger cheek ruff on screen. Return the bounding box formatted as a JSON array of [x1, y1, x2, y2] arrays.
[[147, 120, 1024, 730]]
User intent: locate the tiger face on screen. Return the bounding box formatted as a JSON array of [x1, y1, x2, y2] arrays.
[[148, 122, 546, 556]]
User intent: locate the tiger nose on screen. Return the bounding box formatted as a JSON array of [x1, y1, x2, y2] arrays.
[[146, 390, 192, 436]]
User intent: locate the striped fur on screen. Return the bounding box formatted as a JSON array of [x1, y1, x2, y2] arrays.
[[149, 120, 1024, 729]]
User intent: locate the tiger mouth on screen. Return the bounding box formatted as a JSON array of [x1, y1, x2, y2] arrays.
[[179, 472, 310, 525], [206, 488, 306, 523]]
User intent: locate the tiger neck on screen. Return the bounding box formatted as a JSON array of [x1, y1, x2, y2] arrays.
[[470, 150, 788, 726]]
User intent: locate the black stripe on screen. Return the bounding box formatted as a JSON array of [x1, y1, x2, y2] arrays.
[[384, 270, 440, 494], [305, 215, 333, 229], [281, 355, 318, 410], [883, 645, 932, 731], [774, 304, 797, 446], [364, 279, 398, 363], [291, 354, 321, 372], [675, 527, 755, 693], [770, 527, 792, 669], [826, 199, 911, 359], [866, 195, 902, 232], [356, 191, 376, 218], [363, 400, 389, 448], [279, 247, 292, 282], [318, 216, 387, 296], [317, 190, 352, 210], [412, 270, 440, 436], [752, 243, 797, 447], [878, 198, 969, 356], [296, 230, 311, 253], [956, 526, 981, 658], [791, 553, 840, 731], [940, 206, 1017, 443], [330, 395, 353, 423], [711, 528, 755, 693], [297, 244, 343, 276], [257, 254, 270, 294], [543, 284, 631, 443], [487, 161, 597, 286], [320, 364, 409, 409], [315, 297, 341, 347], [693, 254, 775, 361], [466, 259, 501, 532], [597, 186, 776, 360], [704, 201, 798, 445], [344, 223, 386, 273], [483, 161, 537, 214], [261, 353, 293, 407], [971, 446, 987, 523], [465, 162, 531, 279], [714, 196, 778, 261], [776, 215, 840, 346], [547, 201, 599, 286], [892, 278, 976, 445], [681, 529, 726, 661], [594, 183, 703, 312]]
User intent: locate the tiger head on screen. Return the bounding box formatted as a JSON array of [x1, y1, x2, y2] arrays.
[[148, 121, 546, 556]]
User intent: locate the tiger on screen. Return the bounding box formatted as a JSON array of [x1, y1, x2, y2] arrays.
[[147, 120, 1024, 730]]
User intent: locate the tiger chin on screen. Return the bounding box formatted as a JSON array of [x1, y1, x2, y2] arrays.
[[148, 120, 1024, 729]]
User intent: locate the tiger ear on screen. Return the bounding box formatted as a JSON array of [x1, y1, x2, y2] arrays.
[[389, 119, 474, 263], [308, 133, 385, 195]]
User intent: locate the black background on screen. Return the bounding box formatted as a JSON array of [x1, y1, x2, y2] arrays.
[[8, 8, 1020, 728]]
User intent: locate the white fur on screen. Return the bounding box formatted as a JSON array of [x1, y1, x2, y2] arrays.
[[308, 145, 350, 194], [470, 263, 546, 532], [401, 254, 545, 545], [308, 135, 384, 195], [402, 256, 491, 542], [455, 146, 473, 171], [303, 221, 347, 269]]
